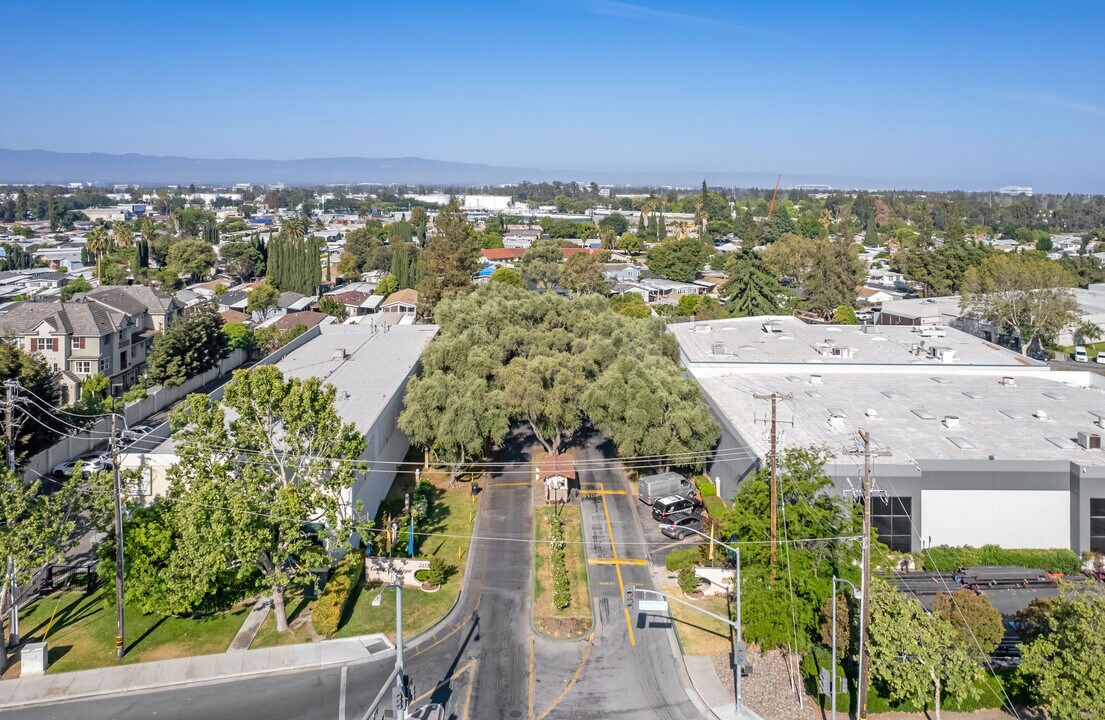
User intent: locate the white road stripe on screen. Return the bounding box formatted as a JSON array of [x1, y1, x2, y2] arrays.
[[338, 665, 348, 720]]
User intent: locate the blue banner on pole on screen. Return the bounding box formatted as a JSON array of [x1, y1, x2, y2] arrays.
[[408, 514, 415, 557]]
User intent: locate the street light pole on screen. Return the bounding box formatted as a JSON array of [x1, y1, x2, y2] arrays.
[[668, 524, 743, 716], [363, 575, 411, 720], [831, 576, 860, 720]]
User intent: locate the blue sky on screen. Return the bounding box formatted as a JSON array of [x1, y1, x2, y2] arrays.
[[5, 0, 1104, 191]]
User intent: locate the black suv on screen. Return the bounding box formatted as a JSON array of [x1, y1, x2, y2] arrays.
[[651, 494, 702, 522]]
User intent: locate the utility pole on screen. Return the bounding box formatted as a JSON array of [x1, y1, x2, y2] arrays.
[[754, 392, 791, 585], [110, 411, 126, 659], [4, 380, 19, 647], [845, 428, 890, 720]]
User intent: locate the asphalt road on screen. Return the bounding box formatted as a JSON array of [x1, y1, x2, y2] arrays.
[[4, 428, 706, 720]]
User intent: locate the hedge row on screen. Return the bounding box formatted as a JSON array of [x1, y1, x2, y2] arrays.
[[702, 494, 725, 519], [547, 510, 570, 609], [312, 548, 364, 636], [922, 545, 1082, 575], [693, 475, 716, 497]]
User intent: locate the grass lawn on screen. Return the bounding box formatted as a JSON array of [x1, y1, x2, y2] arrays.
[[5, 589, 248, 675], [664, 584, 733, 656], [533, 504, 591, 639], [334, 479, 475, 642], [249, 591, 315, 649]]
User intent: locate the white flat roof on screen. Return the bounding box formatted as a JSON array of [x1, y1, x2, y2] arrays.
[[670, 316, 1044, 368], [275, 323, 438, 435]]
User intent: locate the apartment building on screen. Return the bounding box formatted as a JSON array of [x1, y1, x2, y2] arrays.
[[0, 286, 181, 402]]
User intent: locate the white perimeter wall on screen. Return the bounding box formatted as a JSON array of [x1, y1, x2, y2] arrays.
[[921, 489, 1070, 549]]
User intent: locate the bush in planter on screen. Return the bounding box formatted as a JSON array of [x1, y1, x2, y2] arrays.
[[678, 566, 700, 594], [312, 548, 364, 636], [694, 476, 716, 497], [665, 546, 702, 572], [423, 555, 450, 587], [547, 510, 571, 610]]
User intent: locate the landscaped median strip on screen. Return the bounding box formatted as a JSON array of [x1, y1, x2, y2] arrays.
[[0, 633, 394, 710]]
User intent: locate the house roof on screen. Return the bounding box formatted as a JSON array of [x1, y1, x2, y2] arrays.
[[382, 288, 419, 307], [331, 290, 370, 307], [561, 247, 602, 259], [277, 291, 307, 309], [537, 455, 576, 480], [0, 300, 122, 337], [271, 311, 328, 332], [219, 309, 251, 325], [86, 285, 177, 316], [481, 248, 526, 261], [858, 288, 886, 299]]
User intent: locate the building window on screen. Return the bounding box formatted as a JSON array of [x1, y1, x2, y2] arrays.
[[1091, 498, 1105, 554], [36, 338, 51, 351], [871, 496, 913, 553], [73, 360, 92, 375], [99, 357, 110, 372], [72, 337, 81, 349]]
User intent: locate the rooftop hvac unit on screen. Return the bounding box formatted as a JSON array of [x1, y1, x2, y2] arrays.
[[1034, 409, 1049, 420], [810, 374, 822, 385], [1001, 376, 1016, 387], [943, 415, 960, 428], [332, 348, 347, 360], [692, 323, 712, 333], [865, 408, 878, 418], [711, 342, 727, 355], [1078, 432, 1102, 449], [762, 321, 783, 333], [828, 414, 846, 429]]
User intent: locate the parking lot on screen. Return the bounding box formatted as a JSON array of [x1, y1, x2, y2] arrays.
[[625, 482, 711, 570]]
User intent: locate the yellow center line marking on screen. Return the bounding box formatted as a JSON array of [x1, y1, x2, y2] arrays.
[[462, 658, 478, 720], [411, 657, 476, 706], [536, 632, 594, 720], [528, 633, 536, 720], [588, 557, 648, 566], [600, 493, 635, 646], [579, 489, 627, 495], [489, 481, 531, 487]]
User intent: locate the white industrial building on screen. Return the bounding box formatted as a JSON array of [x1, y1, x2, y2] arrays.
[[122, 322, 438, 523], [671, 316, 1105, 555]]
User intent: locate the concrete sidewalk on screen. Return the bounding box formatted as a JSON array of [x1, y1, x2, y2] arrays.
[[0, 633, 393, 711], [684, 655, 766, 720]]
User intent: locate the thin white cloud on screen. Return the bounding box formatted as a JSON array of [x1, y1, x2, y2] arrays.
[[991, 90, 1105, 117], [586, 0, 765, 32]]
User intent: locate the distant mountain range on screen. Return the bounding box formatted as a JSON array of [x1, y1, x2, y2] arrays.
[[0, 148, 871, 190]]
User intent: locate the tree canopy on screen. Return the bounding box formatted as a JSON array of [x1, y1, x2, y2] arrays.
[[645, 237, 710, 282], [400, 284, 718, 466], [146, 303, 230, 387]]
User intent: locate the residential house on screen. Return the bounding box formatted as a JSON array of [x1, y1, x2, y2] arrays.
[[481, 248, 526, 265], [857, 287, 894, 307], [502, 228, 542, 249], [327, 290, 382, 316], [381, 289, 418, 317]]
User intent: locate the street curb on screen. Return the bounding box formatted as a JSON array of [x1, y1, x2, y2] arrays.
[[0, 637, 396, 711]]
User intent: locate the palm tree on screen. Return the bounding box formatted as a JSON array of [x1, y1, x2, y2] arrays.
[[282, 217, 305, 244], [138, 216, 157, 245], [112, 221, 134, 248], [85, 223, 109, 283]]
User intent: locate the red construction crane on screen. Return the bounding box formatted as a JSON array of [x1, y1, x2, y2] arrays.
[[767, 174, 782, 217]]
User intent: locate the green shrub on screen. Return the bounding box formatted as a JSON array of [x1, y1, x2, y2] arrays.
[[678, 567, 700, 594], [665, 546, 702, 572], [922, 545, 1082, 575], [547, 510, 570, 610], [423, 555, 449, 586], [311, 548, 364, 636], [702, 494, 725, 518], [694, 475, 716, 497]]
